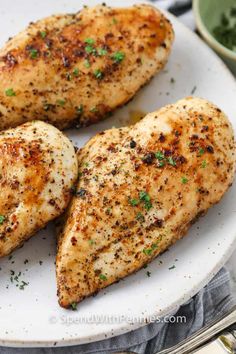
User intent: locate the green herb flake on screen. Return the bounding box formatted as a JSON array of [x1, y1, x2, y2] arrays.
[[89, 239, 95, 245], [155, 151, 165, 160], [5, 88, 16, 97], [71, 302, 77, 311], [167, 156, 176, 166], [99, 274, 107, 281], [85, 45, 94, 54], [139, 191, 152, 211], [94, 69, 103, 79], [84, 38, 95, 45], [169, 265, 176, 270], [129, 198, 139, 206], [143, 248, 152, 256], [19, 280, 29, 290], [0, 215, 5, 224], [84, 59, 90, 68], [139, 191, 150, 202], [40, 31, 47, 39], [73, 68, 79, 77], [29, 49, 38, 59], [181, 176, 188, 184], [111, 51, 125, 63], [56, 99, 65, 107], [152, 243, 158, 250], [201, 160, 207, 168], [112, 18, 118, 24], [98, 48, 107, 56], [146, 271, 151, 277], [198, 147, 205, 156], [170, 77, 175, 84], [191, 86, 197, 95]]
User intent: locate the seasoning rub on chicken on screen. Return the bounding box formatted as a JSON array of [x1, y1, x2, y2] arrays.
[[56, 97, 235, 308], [0, 121, 78, 257], [0, 4, 174, 130]]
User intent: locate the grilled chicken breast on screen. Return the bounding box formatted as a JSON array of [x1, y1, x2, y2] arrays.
[[0, 4, 174, 131], [56, 97, 235, 308], [0, 121, 78, 257]]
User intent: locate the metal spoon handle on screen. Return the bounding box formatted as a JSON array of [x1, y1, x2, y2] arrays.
[[157, 305, 236, 354]]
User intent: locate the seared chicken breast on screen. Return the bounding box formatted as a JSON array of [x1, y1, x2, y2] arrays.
[[0, 121, 78, 257], [56, 97, 235, 308], [0, 4, 173, 130]]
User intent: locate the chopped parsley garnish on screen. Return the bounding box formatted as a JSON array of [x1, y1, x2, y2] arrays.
[[143, 248, 152, 256], [40, 31, 47, 39], [19, 280, 29, 290], [112, 18, 118, 24], [213, 7, 236, 51], [98, 48, 107, 56], [0, 215, 5, 224], [73, 68, 79, 76], [71, 302, 77, 311], [29, 49, 38, 59], [5, 88, 16, 97], [84, 59, 90, 68], [85, 45, 94, 54], [146, 271, 151, 277], [89, 239, 95, 245], [77, 104, 84, 115], [201, 160, 207, 168], [167, 156, 176, 166], [94, 69, 103, 79], [155, 151, 165, 160], [157, 160, 165, 168], [136, 212, 145, 223], [191, 86, 197, 95], [99, 274, 107, 281], [169, 265, 176, 270], [170, 77, 175, 83], [111, 51, 125, 63], [129, 198, 139, 206], [139, 191, 152, 210], [143, 243, 158, 256], [181, 176, 188, 184], [84, 38, 95, 45], [56, 99, 65, 107], [198, 147, 205, 156]]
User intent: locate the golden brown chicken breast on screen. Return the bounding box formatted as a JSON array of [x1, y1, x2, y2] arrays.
[[0, 121, 78, 257], [0, 4, 174, 130], [56, 97, 235, 308]]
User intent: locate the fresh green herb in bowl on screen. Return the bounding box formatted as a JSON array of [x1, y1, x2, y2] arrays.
[[213, 6, 236, 52], [193, 0, 236, 75]]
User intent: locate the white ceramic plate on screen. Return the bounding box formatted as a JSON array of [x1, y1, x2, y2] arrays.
[[0, 0, 236, 348]]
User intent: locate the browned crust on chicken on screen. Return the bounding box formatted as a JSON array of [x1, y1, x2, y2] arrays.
[[56, 97, 235, 308], [0, 4, 173, 130], [0, 121, 78, 257]]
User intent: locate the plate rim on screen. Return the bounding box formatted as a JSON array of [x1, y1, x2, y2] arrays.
[[0, 1, 236, 348]]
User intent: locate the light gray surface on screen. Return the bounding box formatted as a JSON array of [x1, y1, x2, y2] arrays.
[[0, 268, 235, 354]]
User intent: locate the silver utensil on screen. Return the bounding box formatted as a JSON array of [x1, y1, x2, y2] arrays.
[[156, 305, 236, 354], [121, 306, 236, 354]]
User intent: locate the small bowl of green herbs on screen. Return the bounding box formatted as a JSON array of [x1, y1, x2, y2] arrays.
[[193, 0, 236, 75]]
